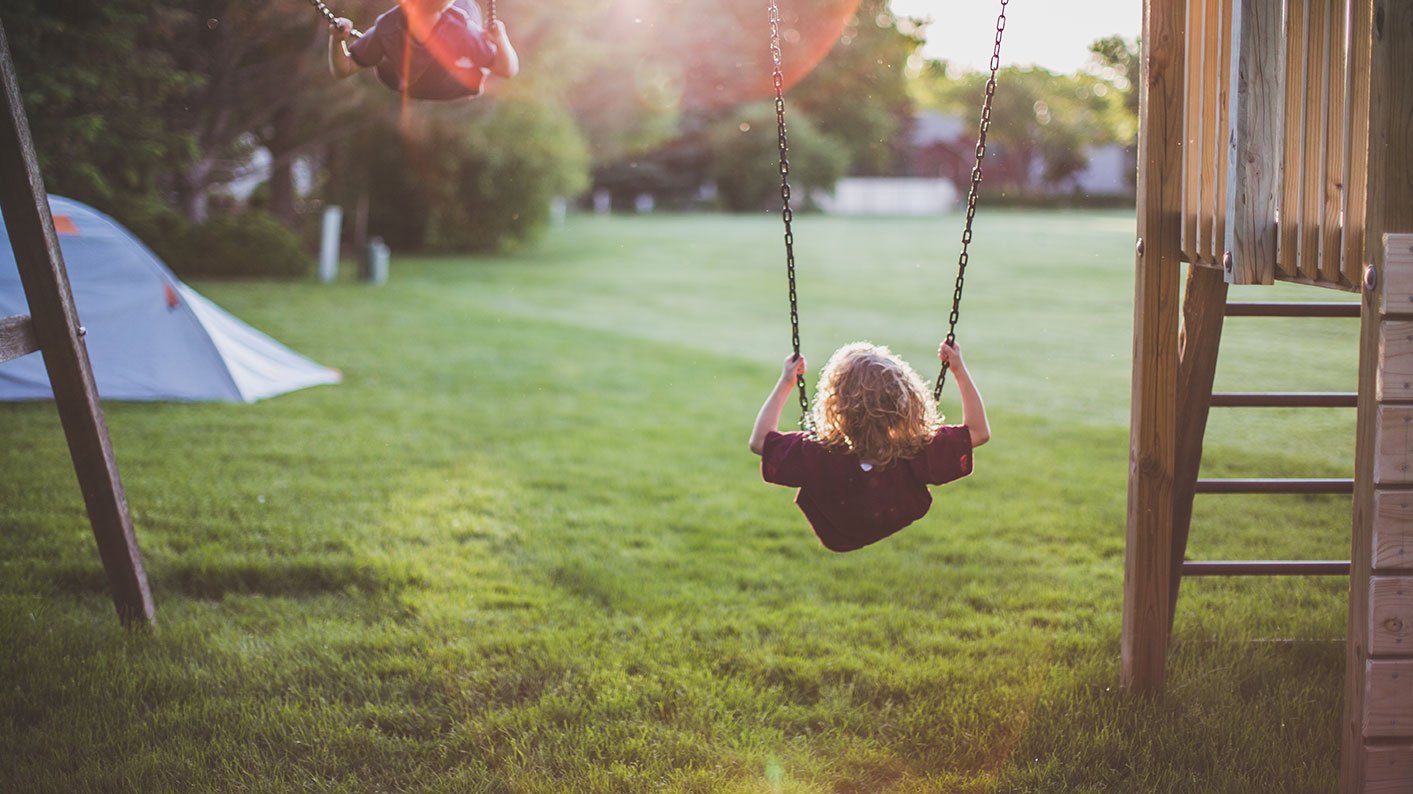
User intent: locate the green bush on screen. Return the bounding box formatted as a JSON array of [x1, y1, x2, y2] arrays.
[[708, 104, 849, 212], [166, 211, 312, 279], [423, 96, 591, 252]]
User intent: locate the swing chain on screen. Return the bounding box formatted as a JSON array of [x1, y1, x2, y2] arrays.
[[306, 0, 363, 38], [934, 0, 1007, 402], [769, 0, 811, 431]]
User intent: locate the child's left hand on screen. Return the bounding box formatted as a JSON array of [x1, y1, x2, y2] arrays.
[[487, 20, 508, 41]]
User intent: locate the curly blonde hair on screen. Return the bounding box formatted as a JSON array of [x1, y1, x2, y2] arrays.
[[811, 342, 940, 468]]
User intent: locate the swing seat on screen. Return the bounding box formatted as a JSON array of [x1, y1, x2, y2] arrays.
[[373, 59, 486, 101]]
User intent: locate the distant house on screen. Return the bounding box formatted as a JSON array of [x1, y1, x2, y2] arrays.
[[906, 110, 1135, 200]]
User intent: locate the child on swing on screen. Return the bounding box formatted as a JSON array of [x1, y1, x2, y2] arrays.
[[749, 340, 990, 552], [328, 0, 519, 101]]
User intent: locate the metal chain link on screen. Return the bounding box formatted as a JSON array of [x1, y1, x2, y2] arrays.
[[306, 0, 364, 38], [934, 0, 1007, 402], [768, 0, 812, 431], [487, 0, 497, 27]]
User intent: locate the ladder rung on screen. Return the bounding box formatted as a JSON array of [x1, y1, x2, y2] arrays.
[[1195, 478, 1354, 494], [1224, 301, 1360, 318], [0, 314, 37, 364], [1182, 560, 1350, 576], [1209, 392, 1358, 408]]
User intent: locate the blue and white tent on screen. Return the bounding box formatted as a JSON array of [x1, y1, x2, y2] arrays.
[[0, 196, 340, 402]]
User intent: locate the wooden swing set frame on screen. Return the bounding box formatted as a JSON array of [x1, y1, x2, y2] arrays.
[[1123, 0, 1412, 788]]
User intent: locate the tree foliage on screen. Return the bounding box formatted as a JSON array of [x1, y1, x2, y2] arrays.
[[707, 104, 848, 212]]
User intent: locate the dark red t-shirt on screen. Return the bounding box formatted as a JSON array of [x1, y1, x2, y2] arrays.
[[348, 5, 497, 100], [761, 426, 974, 552]]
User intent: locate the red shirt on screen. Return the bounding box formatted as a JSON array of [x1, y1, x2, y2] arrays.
[[348, 5, 497, 100], [761, 426, 974, 552]]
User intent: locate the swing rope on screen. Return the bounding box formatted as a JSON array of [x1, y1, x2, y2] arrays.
[[934, 0, 1007, 401], [305, 0, 497, 39], [768, 0, 811, 430], [769, 0, 1010, 425]]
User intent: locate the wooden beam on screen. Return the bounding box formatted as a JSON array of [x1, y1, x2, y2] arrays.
[[1370, 576, 1413, 654], [1343, 0, 1413, 781], [0, 312, 36, 363], [1224, 0, 1283, 285], [1278, 0, 1311, 279], [1123, 0, 1186, 695], [1366, 744, 1413, 793], [1365, 658, 1413, 738], [1374, 489, 1413, 571], [1169, 265, 1227, 627], [0, 22, 152, 625]]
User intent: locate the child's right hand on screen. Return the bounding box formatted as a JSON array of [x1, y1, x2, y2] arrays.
[[938, 340, 966, 371], [781, 353, 806, 381], [331, 17, 354, 40]]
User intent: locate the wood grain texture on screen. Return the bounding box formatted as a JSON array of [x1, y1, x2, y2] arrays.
[[1365, 743, 1413, 793], [1364, 658, 1413, 738], [1374, 489, 1413, 570], [0, 313, 36, 363], [1279, 0, 1310, 279], [1370, 576, 1413, 654], [1224, 0, 1283, 284], [1123, 0, 1187, 694]]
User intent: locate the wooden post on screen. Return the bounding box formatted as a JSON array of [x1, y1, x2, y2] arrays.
[[1123, 0, 1187, 694], [1223, 0, 1283, 285], [1342, 0, 1413, 789], [0, 21, 153, 625], [1169, 265, 1229, 626]]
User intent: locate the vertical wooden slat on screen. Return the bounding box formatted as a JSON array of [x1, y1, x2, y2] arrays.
[[1279, 0, 1310, 279], [1320, 0, 1350, 283], [1183, 0, 1208, 262], [1123, 0, 1186, 695], [1342, 0, 1374, 286], [1299, 0, 1333, 281], [1223, 0, 1283, 284], [1198, 0, 1224, 263], [1213, 0, 1235, 259], [0, 23, 153, 625]]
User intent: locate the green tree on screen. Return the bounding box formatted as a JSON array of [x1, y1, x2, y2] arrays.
[[5, 0, 199, 207], [708, 103, 848, 212]]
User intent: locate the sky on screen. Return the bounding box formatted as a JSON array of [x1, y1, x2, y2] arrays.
[[889, 0, 1142, 74]]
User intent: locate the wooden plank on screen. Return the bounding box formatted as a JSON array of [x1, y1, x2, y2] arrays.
[[1364, 658, 1413, 738], [1169, 265, 1227, 628], [0, 312, 36, 363], [1182, 0, 1207, 262], [1223, 0, 1283, 285], [0, 23, 153, 625], [1371, 576, 1413, 655], [1379, 320, 1413, 401], [1345, 0, 1413, 761], [1213, 0, 1235, 261], [1278, 0, 1310, 279], [1376, 405, 1413, 485], [1341, 0, 1374, 288], [1319, 0, 1350, 285], [1299, 0, 1332, 281], [1123, 0, 1186, 695], [1374, 489, 1413, 571], [1365, 743, 1413, 793], [1198, 0, 1224, 263]]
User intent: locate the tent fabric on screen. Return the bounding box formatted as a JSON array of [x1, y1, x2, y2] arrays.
[[0, 196, 341, 402]]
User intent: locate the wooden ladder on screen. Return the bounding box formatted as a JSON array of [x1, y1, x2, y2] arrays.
[[1170, 289, 1359, 624]]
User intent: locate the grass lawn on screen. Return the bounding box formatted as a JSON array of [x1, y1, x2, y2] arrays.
[[0, 210, 1359, 792]]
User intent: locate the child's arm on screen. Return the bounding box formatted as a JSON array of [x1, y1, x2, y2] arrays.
[[328, 18, 362, 79], [938, 340, 990, 447], [749, 354, 807, 456], [486, 20, 520, 78]]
